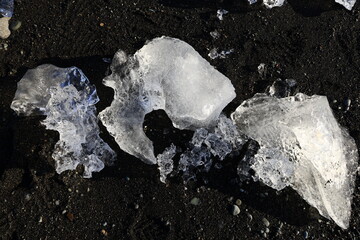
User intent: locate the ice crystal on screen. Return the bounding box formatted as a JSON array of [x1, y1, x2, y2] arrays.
[[11, 64, 117, 177], [99, 37, 236, 165], [231, 93, 359, 229], [157, 144, 177, 183]]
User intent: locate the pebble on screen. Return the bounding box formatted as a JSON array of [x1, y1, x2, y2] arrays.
[[303, 231, 309, 239], [262, 218, 270, 227], [190, 197, 200, 206], [246, 213, 253, 222], [0, 17, 11, 39], [55, 200, 60, 206], [101, 229, 108, 236], [231, 205, 240, 216], [134, 204, 139, 209], [10, 20, 21, 31], [235, 199, 242, 206]]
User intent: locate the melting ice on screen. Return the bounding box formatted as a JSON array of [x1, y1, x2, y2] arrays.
[[0, 0, 13, 17], [231, 92, 358, 229], [99, 37, 236, 165], [11, 64, 117, 178]]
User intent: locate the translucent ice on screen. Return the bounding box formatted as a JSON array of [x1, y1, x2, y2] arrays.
[[0, 0, 13, 17], [157, 144, 176, 183], [263, 0, 285, 8], [99, 37, 236, 164], [208, 48, 234, 60], [11, 64, 117, 178], [335, 0, 357, 10], [231, 93, 359, 229], [248, 0, 257, 4], [217, 9, 228, 21], [179, 115, 245, 182]]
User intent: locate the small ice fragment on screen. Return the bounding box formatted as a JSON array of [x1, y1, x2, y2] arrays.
[[268, 79, 297, 98], [335, 0, 357, 10], [210, 30, 221, 39], [263, 0, 285, 9], [231, 93, 359, 229], [208, 48, 234, 60], [179, 115, 245, 182], [344, 98, 351, 111], [0, 0, 14, 17], [217, 9, 228, 21], [248, 0, 258, 4], [257, 63, 267, 78], [99, 37, 236, 164], [157, 144, 176, 183], [11, 64, 117, 178]]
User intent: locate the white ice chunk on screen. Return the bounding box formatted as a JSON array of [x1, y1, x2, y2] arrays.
[[335, 0, 357, 10], [263, 0, 285, 8], [217, 9, 228, 21], [157, 144, 176, 183], [99, 37, 236, 164], [231, 93, 359, 229], [248, 0, 257, 4], [11, 64, 117, 177]]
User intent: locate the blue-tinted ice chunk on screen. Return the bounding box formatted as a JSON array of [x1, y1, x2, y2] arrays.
[[0, 0, 14, 17]]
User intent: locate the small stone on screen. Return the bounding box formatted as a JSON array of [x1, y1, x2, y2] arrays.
[[66, 212, 75, 221], [303, 231, 309, 239], [235, 199, 242, 206], [262, 218, 270, 227], [265, 227, 270, 233], [231, 205, 240, 216], [55, 200, 60, 206], [190, 197, 200, 206], [38, 216, 43, 223], [101, 229, 108, 236], [134, 204, 139, 209], [0, 17, 11, 39], [10, 20, 21, 31]]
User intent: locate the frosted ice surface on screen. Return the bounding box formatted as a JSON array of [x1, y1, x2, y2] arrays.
[[231, 93, 359, 229], [335, 0, 357, 10], [0, 0, 13, 17], [263, 0, 285, 8], [11, 64, 117, 178], [99, 37, 236, 165], [157, 144, 176, 183], [217, 9, 228, 21], [179, 115, 245, 182]]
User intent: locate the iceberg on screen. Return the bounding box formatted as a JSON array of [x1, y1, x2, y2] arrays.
[[99, 37, 236, 164], [11, 64, 117, 178], [231, 93, 358, 229]]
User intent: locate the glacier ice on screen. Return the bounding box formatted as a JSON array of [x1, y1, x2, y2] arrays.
[[0, 0, 13, 17], [335, 0, 357, 10], [263, 0, 285, 9], [11, 64, 117, 178], [99, 37, 236, 165], [179, 115, 245, 182], [157, 144, 177, 183], [231, 93, 358, 229]]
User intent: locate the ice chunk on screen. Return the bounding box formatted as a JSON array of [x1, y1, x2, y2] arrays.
[[99, 37, 236, 164], [157, 144, 176, 183], [208, 48, 234, 60], [248, 0, 257, 4], [231, 93, 359, 229], [263, 0, 285, 8], [0, 0, 13, 17], [217, 9, 228, 21], [335, 0, 357, 10], [210, 30, 221, 39], [179, 115, 245, 182], [11, 64, 117, 177]]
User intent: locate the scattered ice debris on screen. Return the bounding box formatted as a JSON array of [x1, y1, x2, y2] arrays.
[[263, 0, 285, 9], [99, 37, 236, 165], [179, 115, 245, 182], [208, 48, 234, 60], [0, 0, 14, 17], [231, 92, 359, 229], [217, 9, 228, 21], [157, 144, 176, 183], [335, 0, 357, 10], [11, 64, 117, 178], [210, 30, 221, 39]]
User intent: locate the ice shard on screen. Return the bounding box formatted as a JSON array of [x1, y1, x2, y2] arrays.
[[99, 37, 236, 164], [335, 0, 357, 10], [263, 0, 285, 9], [0, 0, 13, 17], [231, 93, 358, 229], [11, 64, 117, 178], [157, 144, 176, 183]]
